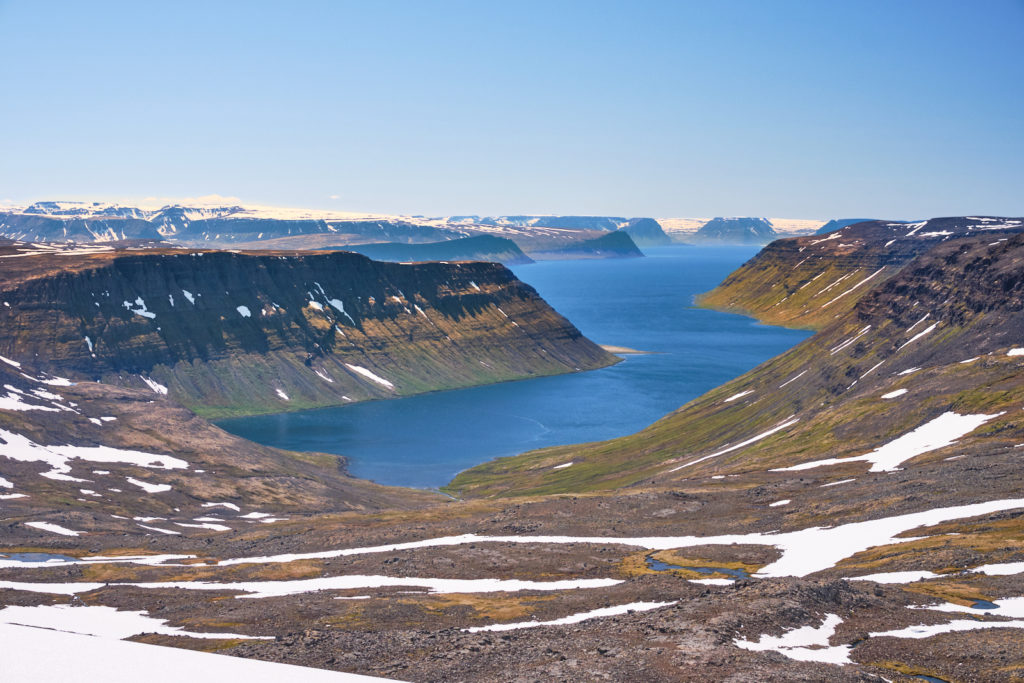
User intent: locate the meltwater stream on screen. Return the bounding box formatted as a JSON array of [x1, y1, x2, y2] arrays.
[[216, 246, 812, 489]]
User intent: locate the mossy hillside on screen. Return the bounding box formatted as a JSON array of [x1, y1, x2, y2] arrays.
[[0, 248, 617, 417], [697, 217, 1024, 330], [448, 232, 1024, 498]]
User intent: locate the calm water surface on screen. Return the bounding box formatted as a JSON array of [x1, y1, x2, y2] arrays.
[[217, 246, 811, 488]]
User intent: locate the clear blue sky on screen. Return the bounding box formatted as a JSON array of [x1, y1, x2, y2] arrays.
[[0, 0, 1021, 219]]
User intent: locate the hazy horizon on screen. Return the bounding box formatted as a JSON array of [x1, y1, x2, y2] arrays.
[[1, 1, 1022, 220]]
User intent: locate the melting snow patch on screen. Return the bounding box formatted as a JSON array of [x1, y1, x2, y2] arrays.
[[222, 500, 1024, 579], [236, 305, 251, 318], [769, 499, 791, 507], [822, 268, 885, 308], [275, 389, 289, 401], [821, 478, 856, 487], [869, 615, 1024, 640], [203, 502, 241, 512], [122, 297, 155, 319], [0, 355, 22, 368], [881, 389, 908, 399], [921, 598, 1024, 618], [779, 370, 807, 388], [181, 290, 195, 304], [0, 427, 187, 481], [140, 377, 168, 395], [847, 570, 940, 584], [898, 322, 938, 351], [670, 418, 799, 471], [26, 521, 81, 537], [465, 601, 674, 633], [344, 364, 394, 389], [0, 389, 61, 413], [734, 614, 851, 664], [327, 299, 356, 324], [137, 524, 180, 535], [553, 462, 574, 470], [1008, 348, 1024, 357], [122, 575, 621, 600], [0, 604, 266, 640], [724, 390, 754, 403], [175, 522, 231, 532], [897, 367, 921, 376], [126, 477, 172, 494], [774, 412, 1001, 473], [970, 561, 1024, 576], [38, 374, 73, 387], [830, 326, 872, 355]]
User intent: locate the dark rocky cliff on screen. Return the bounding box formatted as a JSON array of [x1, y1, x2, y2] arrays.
[[698, 216, 1024, 329], [0, 246, 616, 417]]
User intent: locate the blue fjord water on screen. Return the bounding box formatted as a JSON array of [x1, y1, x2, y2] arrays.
[[216, 246, 811, 489]]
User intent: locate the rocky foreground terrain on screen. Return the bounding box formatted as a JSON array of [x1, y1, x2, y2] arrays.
[[2, 218, 1023, 682]]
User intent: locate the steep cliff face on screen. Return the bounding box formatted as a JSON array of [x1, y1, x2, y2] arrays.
[[618, 218, 672, 247], [690, 217, 776, 244], [449, 228, 1024, 497], [697, 216, 1024, 329], [336, 235, 534, 265], [0, 205, 467, 245], [527, 231, 644, 260], [172, 217, 467, 245], [0, 213, 162, 242], [0, 245, 616, 417]]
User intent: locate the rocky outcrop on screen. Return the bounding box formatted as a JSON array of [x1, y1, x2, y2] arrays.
[[0, 245, 616, 417]]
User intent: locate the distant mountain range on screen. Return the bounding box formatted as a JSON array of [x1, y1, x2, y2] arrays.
[[688, 217, 777, 245], [1, 201, 835, 250]]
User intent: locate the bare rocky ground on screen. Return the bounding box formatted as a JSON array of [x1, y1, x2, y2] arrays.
[[3, 463, 1022, 682]]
